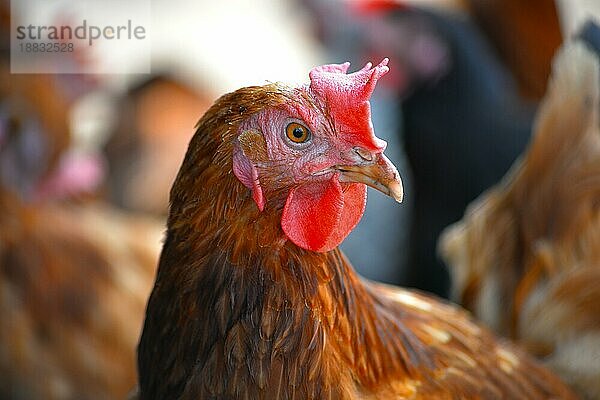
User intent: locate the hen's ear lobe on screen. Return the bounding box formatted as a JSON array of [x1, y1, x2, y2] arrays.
[[232, 130, 266, 211]]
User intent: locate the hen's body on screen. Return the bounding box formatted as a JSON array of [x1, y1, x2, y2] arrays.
[[138, 82, 575, 399], [0, 192, 161, 400], [440, 39, 600, 398]]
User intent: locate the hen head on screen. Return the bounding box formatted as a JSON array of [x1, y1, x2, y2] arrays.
[[232, 59, 403, 252]]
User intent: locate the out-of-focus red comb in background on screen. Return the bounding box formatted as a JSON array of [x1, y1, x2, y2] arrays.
[[350, 0, 408, 14]]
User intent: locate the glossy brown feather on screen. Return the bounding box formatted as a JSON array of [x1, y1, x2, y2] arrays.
[[138, 83, 577, 399], [440, 42, 600, 398], [0, 191, 161, 400]]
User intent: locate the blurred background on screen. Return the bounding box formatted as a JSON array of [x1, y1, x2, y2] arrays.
[[1, 0, 599, 398]]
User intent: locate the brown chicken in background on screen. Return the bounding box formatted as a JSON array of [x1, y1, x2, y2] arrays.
[[0, 60, 74, 198], [466, 0, 563, 100], [0, 57, 163, 399], [440, 39, 600, 399], [105, 76, 214, 215], [0, 192, 161, 400], [136, 59, 576, 399], [0, 70, 72, 172], [365, 0, 562, 100]]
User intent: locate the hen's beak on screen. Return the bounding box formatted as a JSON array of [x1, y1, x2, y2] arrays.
[[335, 153, 404, 203]]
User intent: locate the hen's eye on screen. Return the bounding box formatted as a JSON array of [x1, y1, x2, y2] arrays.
[[285, 122, 311, 144]]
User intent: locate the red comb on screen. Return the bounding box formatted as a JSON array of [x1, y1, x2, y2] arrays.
[[309, 58, 389, 152], [351, 0, 407, 14]]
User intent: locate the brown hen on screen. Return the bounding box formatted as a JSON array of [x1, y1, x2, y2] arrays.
[[0, 189, 162, 399], [137, 59, 576, 399], [440, 41, 600, 399]]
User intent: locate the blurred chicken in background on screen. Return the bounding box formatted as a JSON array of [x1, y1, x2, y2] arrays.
[[104, 76, 213, 215], [397, 6, 538, 297], [0, 3, 163, 398], [0, 94, 163, 399], [0, 192, 161, 400], [466, 0, 563, 100], [440, 28, 600, 399]]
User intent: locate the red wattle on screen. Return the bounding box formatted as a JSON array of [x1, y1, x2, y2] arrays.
[[281, 175, 367, 252]]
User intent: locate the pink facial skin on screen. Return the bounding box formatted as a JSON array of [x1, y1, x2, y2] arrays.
[[233, 59, 390, 252]]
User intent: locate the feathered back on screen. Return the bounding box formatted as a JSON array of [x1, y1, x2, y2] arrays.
[[0, 192, 161, 399], [439, 41, 600, 398]]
